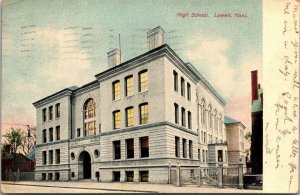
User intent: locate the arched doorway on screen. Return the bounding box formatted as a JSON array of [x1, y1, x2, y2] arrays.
[[78, 151, 91, 179]]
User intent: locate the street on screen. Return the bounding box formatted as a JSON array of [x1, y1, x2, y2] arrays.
[[1, 181, 260, 193]]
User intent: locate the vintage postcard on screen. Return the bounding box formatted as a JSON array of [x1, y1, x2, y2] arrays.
[[1, 0, 299, 193]]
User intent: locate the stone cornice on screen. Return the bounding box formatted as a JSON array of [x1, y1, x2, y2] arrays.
[[73, 80, 100, 96], [32, 89, 74, 108], [100, 121, 198, 136]]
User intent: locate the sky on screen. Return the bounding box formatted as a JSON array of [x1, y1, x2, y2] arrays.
[[2, 0, 262, 145]]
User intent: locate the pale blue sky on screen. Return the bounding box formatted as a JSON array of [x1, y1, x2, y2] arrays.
[[2, 0, 262, 132]]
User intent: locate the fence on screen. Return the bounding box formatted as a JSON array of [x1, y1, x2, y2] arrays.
[[168, 164, 244, 189], [2, 171, 35, 181]]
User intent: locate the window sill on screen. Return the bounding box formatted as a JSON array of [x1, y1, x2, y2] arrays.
[[124, 95, 134, 99], [137, 90, 148, 95], [112, 99, 121, 103], [55, 117, 61, 120]]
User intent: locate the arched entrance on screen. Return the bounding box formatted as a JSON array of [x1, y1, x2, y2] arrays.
[[78, 151, 91, 179]]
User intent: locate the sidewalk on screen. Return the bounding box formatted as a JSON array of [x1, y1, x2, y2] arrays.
[[1, 181, 261, 193]]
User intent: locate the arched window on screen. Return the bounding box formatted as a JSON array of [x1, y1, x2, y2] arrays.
[[83, 98, 96, 136], [208, 104, 212, 129], [219, 113, 223, 136], [214, 109, 217, 131], [201, 99, 206, 125]]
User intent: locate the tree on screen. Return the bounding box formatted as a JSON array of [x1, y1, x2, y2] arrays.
[[21, 126, 36, 155], [2, 127, 36, 155], [2, 128, 24, 154], [245, 131, 252, 144]]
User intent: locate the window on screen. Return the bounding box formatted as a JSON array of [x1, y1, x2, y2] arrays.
[[126, 138, 134, 159], [218, 150, 223, 162], [219, 114, 223, 135], [174, 103, 179, 124], [77, 128, 80, 137], [182, 138, 187, 158], [189, 140, 193, 159], [49, 150, 53, 164], [85, 121, 96, 136], [48, 173, 53, 180], [71, 152, 75, 160], [201, 99, 206, 125], [204, 132, 206, 143], [173, 70, 178, 91], [206, 150, 208, 162], [84, 98, 96, 136], [188, 111, 192, 129], [187, 82, 191, 100], [113, 110, 121, 129], [140, 137, 149, 158], [113, 171, 121, 182], [202, 150, 205, 162], [56, 126, 60, 140], [84, 99, 96, 119], [139, 103, 148, 124], [138, 70, 148, 92], [125, 107, 134, 127], [112, 80, 121, 100], [214, 109, 217, 131], [181, 107, 186, 127], [42, 129, 47, 143], [42, 108, 47, 122], [175, 136, 180, 157], [113, 140, 121, 160], [71, 172, 75, 177], [198, 149, 200, 160], [42, 151, 47, 165], [49, 106, 53, 120], [42, 173, 46, 180], [208, 104, 212, 129], [139, 171, 149, 182], [55, 149, 60, 164], [55, 173, 60, 181], [126, 171, 134, 182], [201, 131, 203, 143], [181, 77, 185, 96], [94, 150, 100, 158], [55, 103, 60, 118], [125, 75, 134, 96], [49, 128, 53, 142]]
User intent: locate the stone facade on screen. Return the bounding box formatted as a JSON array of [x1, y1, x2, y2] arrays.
[[224, 116, 246, 165], [33, 26, 229, 183]]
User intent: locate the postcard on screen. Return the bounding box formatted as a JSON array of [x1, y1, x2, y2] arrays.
[[1, 0, 299, 193]]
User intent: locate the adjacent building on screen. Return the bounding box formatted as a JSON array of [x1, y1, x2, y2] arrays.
[[224, 116, 246, 165], [250, 70, 263, 174], [33, 26, 229, 183]]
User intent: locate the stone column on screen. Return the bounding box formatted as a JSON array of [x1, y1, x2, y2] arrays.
[[134, 170, 139, 183], [198, 166, 201, 187], [176, 165, 181, 187], [217, 163, 223, 188], [168, 163, 171, 184], [120, 170, 125, 183], [238, 163, 244, 189]]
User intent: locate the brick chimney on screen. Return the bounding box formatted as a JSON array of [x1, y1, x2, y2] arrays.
[[251, 70, 258, 103], [107, 48, 121, 68], [147, 26, 165, 50]]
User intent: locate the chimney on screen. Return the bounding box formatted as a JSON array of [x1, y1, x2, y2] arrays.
[[251, 70, 258, 102], [147, 26, 165, 50], [107, 48, 121, 68]]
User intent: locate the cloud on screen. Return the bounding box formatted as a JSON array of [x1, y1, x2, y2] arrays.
[[185, 32, 236, 99], [33, 28, 94, 89], [184, 32, 262, 141]]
